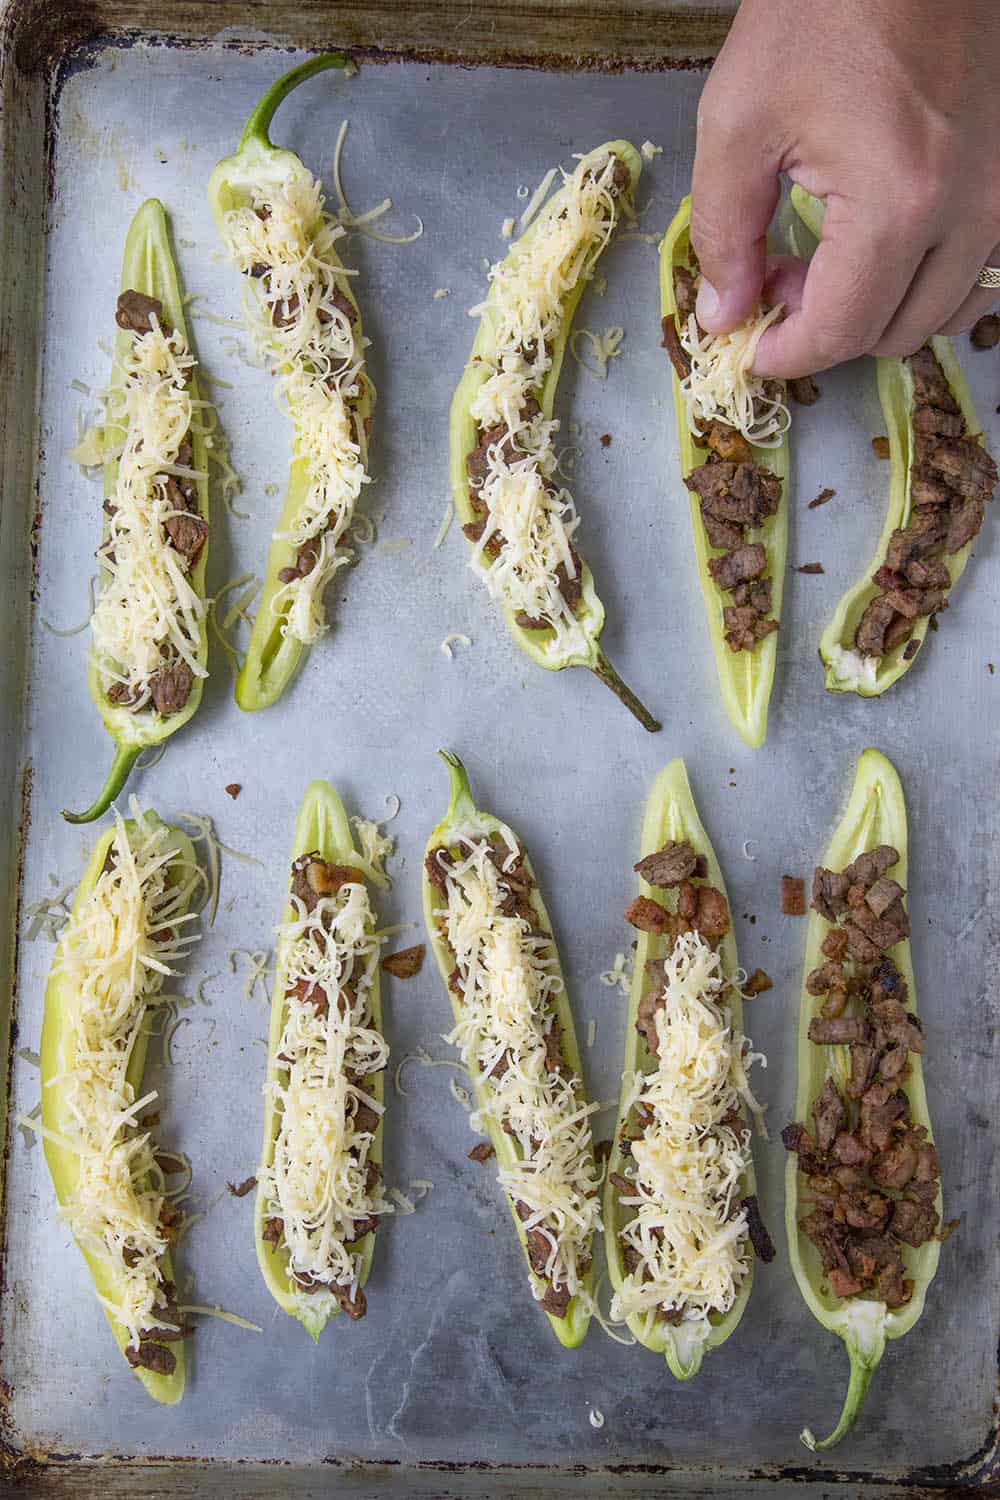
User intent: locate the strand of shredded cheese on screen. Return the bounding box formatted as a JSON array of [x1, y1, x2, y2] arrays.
[[90, 322, 208, 700], [610, 931, 764, 1342], [49, 802, 201, 1346], [679, 305, 790, 447], [466, 150, 629, 661], [261, 879, 389, 1302], [218, 161, 371, 644], [441, 825, 601, 1300]]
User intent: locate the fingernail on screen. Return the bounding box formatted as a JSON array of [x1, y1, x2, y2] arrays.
[[695, 279, 721, 325]]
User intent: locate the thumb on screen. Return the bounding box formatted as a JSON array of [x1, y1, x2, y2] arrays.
[[690, 87, 782, 332]]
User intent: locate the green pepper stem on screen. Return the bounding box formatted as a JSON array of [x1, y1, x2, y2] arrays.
[[592, 651, 661, 733], [800, 1348, 876, 1451], [62, 746, 141, 825], [238, 54, 348, 153], [439, 749, 476, 823]]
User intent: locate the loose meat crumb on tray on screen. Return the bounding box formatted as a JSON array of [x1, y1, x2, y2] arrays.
[[227, 1175, 257, 1198], [970, 313, 1000, 350], [382, 944, 426, 979], [743, 968, 773, 996], [468, 1142, 495, 1163], [797, 562, 825, 574], [225, 783, 242, 799], [788, 375, 821, 405], [872, 436, 891, 460], [808, 487, 836, 509], [782, 876, 806, 915]]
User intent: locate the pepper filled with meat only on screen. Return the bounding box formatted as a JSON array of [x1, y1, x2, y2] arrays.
[[783, 748, 948, 1449], [40, 807, 202, 1402], [63, 200, 210, 823], [422, 752, 601, 1346], [792, 188, 996, 695], [209, 55, 376, 711], [256, 780, 389, 1339], [450, 142, 660, 733], [605, 757, 773, 1378], [659, 197, 790, 748]]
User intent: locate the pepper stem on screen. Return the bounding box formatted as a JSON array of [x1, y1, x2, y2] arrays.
[[439, 749, 476, 823], [238, 54, 349, 153], [592, 651, 661, 733], [800, 1348, 877, 1451], [62, 745, 141, 825]]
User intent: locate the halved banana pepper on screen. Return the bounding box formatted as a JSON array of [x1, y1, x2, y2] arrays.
[[785, 749, 943, 1448], [41, 811, 200, 1403], [604, 757, 766, 1378], [659, 197, 789, 748], [450, 143, 660, 733], [422, 752, 599, 1347], [792, 188, 996, 696], [64, 201, 209, 823], [208, 56, 376, 711], [256, 780, 388, 1340]]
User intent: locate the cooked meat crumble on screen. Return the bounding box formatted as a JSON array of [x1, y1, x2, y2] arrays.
[[783, 847, 945, 1310], [666, 261, 783, 652], [854, 346, 996, 661]]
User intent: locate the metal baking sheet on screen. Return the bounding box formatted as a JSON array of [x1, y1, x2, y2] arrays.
[[2, 15, 999, 1496]]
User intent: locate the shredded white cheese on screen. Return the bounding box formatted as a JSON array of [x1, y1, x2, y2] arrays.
[[440, 632, 472, 660], [828, 642, 879, 688], [440, 826, 601, 1303], [640, 141, 662, 162], [47, 803, 200, 1346], [262, 875, 388, 1300], [569, 326, 625, 379], [610, 931, 765, 1344], [217, 158, 371, 644], [679, 304, 790, 448], [465, 150, 630, 661], [90, 320, 208, 702]]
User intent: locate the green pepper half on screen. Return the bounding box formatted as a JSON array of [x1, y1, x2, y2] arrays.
[[256, 779, 387, 1340], [63, 201, 210, 823], [422, 751, 596, 1347], [208, 56, 375, 712], [791, 188, 986, 697], [449, 144, 660, 733], [787, 748, 941, 1448], [659, 198, 789, 748], [604, 757, 760, 1378], [41, 812, 199, 1403]]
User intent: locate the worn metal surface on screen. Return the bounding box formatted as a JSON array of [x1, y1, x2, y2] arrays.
[[1, 5, 998, 1495]]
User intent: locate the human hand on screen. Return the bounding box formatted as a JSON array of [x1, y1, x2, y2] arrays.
[[689, 0, 1000, 377]]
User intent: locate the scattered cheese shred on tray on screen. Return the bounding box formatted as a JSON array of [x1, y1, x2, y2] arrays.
[[47, 802, 201, 1348], [262, 876, 389, 1301], [351, 815, 395, 885], [441, 823, 602, 1307], [440, 632, 472, 659], [569, 326, 625, 379], [610, 931, 766, 1343], [679, 304, 790, 447], [640, 141, 663, 161]]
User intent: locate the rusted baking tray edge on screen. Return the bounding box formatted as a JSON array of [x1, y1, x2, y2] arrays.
[[2, 1446, 999, 1500], [1, 3, 998, 1496]]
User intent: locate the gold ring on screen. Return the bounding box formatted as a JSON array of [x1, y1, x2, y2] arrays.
[[976, 264, 1000, 289]]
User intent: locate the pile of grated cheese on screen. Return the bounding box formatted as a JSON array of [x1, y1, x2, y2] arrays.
[[90, 322, 208, 702], [218, 164, 370, 644], [439, 824, 601, 1301], [261, 877, 389, 1303], [47, 803, 201, 1347], [678, 303, 790, 448], [610, 930, 765, 1340], [466, 150, 630, 661]]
